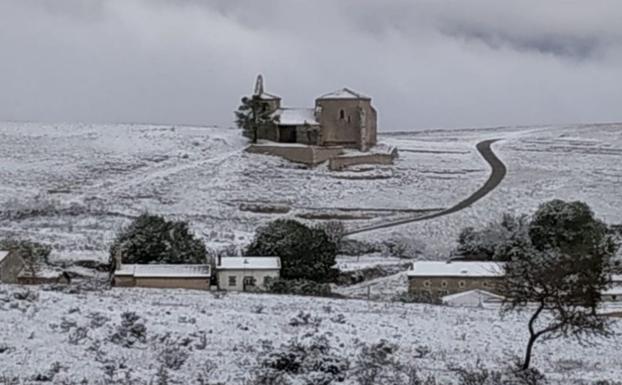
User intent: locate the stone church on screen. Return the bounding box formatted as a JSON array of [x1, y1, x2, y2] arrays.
[[252, 75, 377, 151]]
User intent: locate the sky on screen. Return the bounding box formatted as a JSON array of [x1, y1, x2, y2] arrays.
[[1, 0, 622, 131]]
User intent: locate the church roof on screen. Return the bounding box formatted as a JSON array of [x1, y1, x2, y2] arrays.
[[272, 108, 319, 126], [317, 88, 370, 100]]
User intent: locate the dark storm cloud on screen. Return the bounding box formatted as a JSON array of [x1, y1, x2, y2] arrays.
[[1, 0, 621, 130]]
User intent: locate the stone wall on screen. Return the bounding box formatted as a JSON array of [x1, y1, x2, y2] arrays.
[[408, 276, 503, 297], [246, 144, 343, 165], [328, 153, 395, 171], [315, 99, 377, 149]]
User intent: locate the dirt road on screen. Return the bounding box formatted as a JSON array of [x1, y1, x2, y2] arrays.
[[345, 139, 506, 235]]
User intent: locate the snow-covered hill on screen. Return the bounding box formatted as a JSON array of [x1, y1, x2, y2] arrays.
[[1, 121, 621, 262]]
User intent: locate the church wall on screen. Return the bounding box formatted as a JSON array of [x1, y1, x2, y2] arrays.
[[315, 99, 377, 149]]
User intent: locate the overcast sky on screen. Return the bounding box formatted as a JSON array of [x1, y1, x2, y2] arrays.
[[1, 0, 621, 131]]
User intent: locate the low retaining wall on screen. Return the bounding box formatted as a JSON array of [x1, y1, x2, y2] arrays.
[[329, 151, 397, 171], [246, 144, 343, 166]]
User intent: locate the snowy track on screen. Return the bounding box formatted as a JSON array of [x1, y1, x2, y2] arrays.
[[346, 139, 506, 235]]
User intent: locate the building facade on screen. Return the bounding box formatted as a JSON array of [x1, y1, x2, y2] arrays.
[[113, 264, 212, 290], [407, 261, 506, 297], [216, 256, 281, 291], [251, 75, 377, 151]]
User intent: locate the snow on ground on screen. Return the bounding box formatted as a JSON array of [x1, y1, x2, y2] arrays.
[[0, 284, 620, 384], [335, 253, 405, 272], [1, 121, 620, 264], [352, 123, 622, 258]]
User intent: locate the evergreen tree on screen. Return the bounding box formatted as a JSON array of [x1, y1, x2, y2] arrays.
[[500, 200, 618, 370], [109, 213, 207, 267], [245, 219, 338, 282], [234, 95, 275, 143]]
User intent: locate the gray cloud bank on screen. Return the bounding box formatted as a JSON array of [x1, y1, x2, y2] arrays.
[[1, 0, 621, 130]]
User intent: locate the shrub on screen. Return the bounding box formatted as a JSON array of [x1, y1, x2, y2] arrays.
[[288, 311, 322, 328], [109, 312, 147, 347], [158, 345, 189, 370], [109, 213, 207, 266], [393, 291, 442, 305], [265, 278, 333, 297], [353, 340, 405, 385], [255, 334, 349, 385], [455, 213, 527, 261], [246, 219, 338, 282]]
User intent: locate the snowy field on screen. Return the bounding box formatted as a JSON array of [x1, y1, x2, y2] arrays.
[[2, 121, 620, 263], [0, 284, 620, 384]]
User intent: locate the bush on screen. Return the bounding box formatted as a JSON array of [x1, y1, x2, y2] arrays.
[[265, 278, 333, 297], [158, 345, 189, 370], [109, 312, 147, 347], [246, 219, 338, 282], [255, 334, 349, 385], [109, 213, 207, 266], [353, 340, 405, 385], [392, 291, 442, 305], [0, 238, 51, 264], [455, 213, 527, 261]]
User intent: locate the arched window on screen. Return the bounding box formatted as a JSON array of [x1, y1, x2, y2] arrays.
[[339, 109, 345, 120]]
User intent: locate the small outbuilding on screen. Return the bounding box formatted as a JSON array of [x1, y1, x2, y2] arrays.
[[113, 264, 212, 290], [0, 250, 24, 283], [441, 289, 504, 307], [216, 257, 281, 291], [407, 261, 506, 297]]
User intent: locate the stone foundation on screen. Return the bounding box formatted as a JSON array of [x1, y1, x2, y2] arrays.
[[246, 143, 344, 166]]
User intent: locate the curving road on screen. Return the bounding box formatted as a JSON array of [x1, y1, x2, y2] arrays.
[[345, 139, 506, 235]]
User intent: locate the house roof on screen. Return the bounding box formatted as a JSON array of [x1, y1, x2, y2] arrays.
[[407, 261, 506, 278], [0, 250, 10, 264], [317, 88, 370, 100], [115, 264, 211, 278], [217, 257, 281, 270], [273, 108, 319, 126]]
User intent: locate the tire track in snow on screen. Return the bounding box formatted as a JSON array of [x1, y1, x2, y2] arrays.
[[345, 139, 506, 235]]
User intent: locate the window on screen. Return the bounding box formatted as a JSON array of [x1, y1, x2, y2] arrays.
[[423, 280, 431, 288], [459, 280, 466, 288], [244, 276, 256, 287], [482, 281, 489, 288], [441, 280, 448, 288], [339, 109, 345, 120], [228, 276, 237, 287]]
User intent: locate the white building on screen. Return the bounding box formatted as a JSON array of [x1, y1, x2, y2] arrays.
[[407, 261, 506, 297], [216, 257, 281, 291]]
